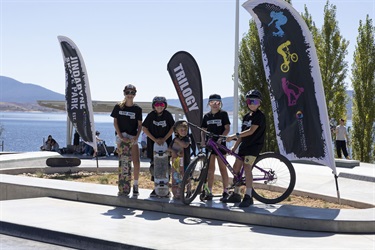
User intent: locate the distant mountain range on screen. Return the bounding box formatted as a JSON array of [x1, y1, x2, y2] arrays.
[[0, 75, 352, 118], [0, 76, 234, 113]]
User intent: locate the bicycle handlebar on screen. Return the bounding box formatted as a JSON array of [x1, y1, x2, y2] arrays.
[[186, 121, 227, 140]]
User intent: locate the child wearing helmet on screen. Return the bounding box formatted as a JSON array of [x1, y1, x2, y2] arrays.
[[142, 96, 175, 197], [225, 89, 266, 207], [201, 94, 231, 201]]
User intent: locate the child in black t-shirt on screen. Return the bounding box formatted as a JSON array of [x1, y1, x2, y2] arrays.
[[201, 94, 231, 201], [142, 96, 175, 196], [225, 89, 266, 207]]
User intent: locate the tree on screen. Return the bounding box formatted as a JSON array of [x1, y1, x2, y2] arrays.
[[351, 15, 375, 163], [238, 21, 277, 152], [318, 1, 349, 121]]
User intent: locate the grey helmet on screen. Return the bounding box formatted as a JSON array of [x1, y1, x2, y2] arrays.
[[152, 96, 167, 109]]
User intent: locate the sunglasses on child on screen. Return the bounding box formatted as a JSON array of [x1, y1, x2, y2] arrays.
[[209, 100, 221, 105], [154, 102, 165, 107], [124, 90, 136, 95], [246, 98, 261, 105]]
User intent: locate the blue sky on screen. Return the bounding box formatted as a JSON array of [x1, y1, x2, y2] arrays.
[[1, 0, 374, 102]]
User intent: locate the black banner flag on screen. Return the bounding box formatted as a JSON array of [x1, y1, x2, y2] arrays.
[[243, 0, 336, 173], [167, 51, 203, 145], [57, 36, 97, 152]]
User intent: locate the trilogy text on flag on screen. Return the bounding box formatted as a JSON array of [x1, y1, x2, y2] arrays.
[[173, 63, 199, 111]]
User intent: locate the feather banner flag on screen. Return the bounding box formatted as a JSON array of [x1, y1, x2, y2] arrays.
[[167, 51, 203, 146], [243, 0, 336, 174], [57, 36, 97, 153]]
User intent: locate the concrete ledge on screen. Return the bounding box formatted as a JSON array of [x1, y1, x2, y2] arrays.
[[1, 174, 374, 233], [291, 159, 360, 168], [0, 151, 62, 170]]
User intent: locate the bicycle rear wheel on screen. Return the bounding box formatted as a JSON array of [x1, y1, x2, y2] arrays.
[[252, 152, 296, 204], [181, 154, 208, 205]]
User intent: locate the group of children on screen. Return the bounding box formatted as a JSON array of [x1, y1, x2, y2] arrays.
[[111, 84, 265, 207]]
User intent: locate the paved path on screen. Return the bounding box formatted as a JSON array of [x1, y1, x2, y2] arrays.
[[0, 152, 374, 249]]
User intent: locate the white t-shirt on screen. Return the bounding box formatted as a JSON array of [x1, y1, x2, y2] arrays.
[[336, 125, 347, 141]]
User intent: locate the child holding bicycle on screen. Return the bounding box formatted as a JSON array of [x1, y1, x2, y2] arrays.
[[225, 89, 266, 207], [201, 94, 231, 201]]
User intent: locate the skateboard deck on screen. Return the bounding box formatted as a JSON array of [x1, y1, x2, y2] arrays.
[[46, 157, 81, 167], [118, 140, 132, 196], [171, 157, 183, 199], [153, 143, 169, 197]]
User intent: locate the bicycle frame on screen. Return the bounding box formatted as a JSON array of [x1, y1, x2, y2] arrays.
[[204, 136, 274, 187]]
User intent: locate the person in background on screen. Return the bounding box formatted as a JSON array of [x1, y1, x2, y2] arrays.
[[110, 84, 142, 196], [50, 139, 60, 152], [335, 118, 350, 160], [73, 130, 80, 154], [142, 96, 175, 197], [225, 89, 266, 207], [201, 94, 230, 202], [40, 135, 53, 151]]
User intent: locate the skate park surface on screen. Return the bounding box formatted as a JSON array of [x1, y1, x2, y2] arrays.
[[0, 151, 374, 249]]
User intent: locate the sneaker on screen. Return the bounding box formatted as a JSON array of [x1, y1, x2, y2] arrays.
[[222, 192, 241, 203], [239, 194, 254, 207], [133, 185, 139, 196], [219, 192, 229, 202], [150, 189, 157, 197], [204, 192, 213, 201]]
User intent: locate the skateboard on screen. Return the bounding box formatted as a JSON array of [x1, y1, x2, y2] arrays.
[[153, 142, 170, 197], [117, 140, 132, 196], [171, 157, 183, 199], [46, 157, 81, 167]]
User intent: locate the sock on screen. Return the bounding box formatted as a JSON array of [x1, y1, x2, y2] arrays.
[[246, 188, 252, 197], [234, 186, 240, 194], [224, 188, 228, 194], [134, 180, 138, 186]]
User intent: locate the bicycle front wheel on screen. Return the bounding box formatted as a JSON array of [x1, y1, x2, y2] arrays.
[[252, 152, 296, 204], [181, 154, 208, 205]]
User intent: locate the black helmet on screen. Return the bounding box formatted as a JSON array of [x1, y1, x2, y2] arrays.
[[123, 84, 137, 92], [173, 120, 188, 133], [152, 96, 167, 109], [208, 94, 221, 102], [246, 89, 262, 100], [95, 131, 100, 135]]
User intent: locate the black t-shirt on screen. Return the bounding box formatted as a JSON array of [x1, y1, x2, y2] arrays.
[[238, 109, 266, 157], [142, 110, 175, 159], [201, 110, 231, 135], [201, 110, 231, 151], [110, 103, 142, 136]]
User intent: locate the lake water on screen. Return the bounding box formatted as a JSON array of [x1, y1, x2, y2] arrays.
[[0, 112, 243, 152], [0, 111, 353, 153], [0, 112, 117, 152]]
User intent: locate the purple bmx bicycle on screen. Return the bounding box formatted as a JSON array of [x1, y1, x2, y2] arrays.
[[181, 122, 296, 205]]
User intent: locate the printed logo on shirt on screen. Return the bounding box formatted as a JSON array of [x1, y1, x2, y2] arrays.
[[207, 119, 222, 127], [153, 120, 167, 127], [243, 120, 252, 128], [119, 111, 136, 119]]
